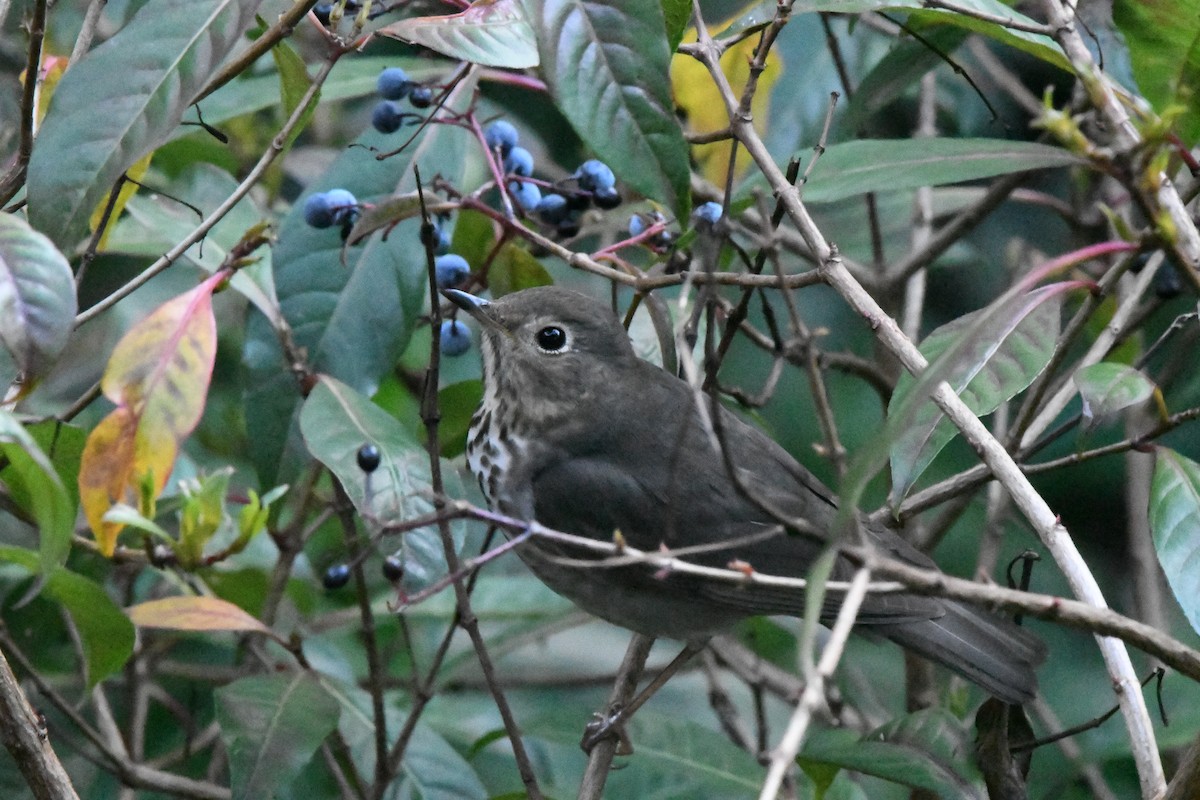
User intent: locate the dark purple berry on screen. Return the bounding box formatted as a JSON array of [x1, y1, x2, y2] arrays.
[[593, 186, 621, 209], [557, 217, 581, 239], [1155, 261, 1184, 299], [536, 193, 569, 224], [356, 443, 381, 473], [323, 563, 351, 590], [382, 555, 405, 582], [372, 101, 404, 134], [313, 3, 333, 25], [409, 86, 434, 108]]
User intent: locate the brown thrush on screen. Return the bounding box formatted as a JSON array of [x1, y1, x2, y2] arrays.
[[445, 285, 1043, 703]]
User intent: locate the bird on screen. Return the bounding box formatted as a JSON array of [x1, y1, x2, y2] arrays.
[[444, 285, 1044, 704]]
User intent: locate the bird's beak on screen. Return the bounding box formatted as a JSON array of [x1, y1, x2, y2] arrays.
[[441, 289, 512, 337]]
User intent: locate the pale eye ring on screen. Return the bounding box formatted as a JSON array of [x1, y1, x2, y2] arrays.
[[535, 325, 568, 352]]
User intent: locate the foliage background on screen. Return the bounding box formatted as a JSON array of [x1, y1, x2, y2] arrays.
[[2, 0, 1200, 798]]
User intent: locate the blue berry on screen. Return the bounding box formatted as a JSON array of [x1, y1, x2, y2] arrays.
[[628, 214, 646, 237], [509, 180, 542, 212], [313, 3, 333, 24], [576, 159, 615, 191], [303, 193, 336, 228], [434, 254, 471, 288], [484, 120, 519, 155], [323, 563, 351, 590], [377, 68, 412, 100], [593, 186, 621, 209], [693, 201, 723, 227], [440, 320, 472, 356], [372, 100, 404, 134], [1156, 261, 1183, 299], [536, 193, 569, 224], [409, 86, 433, 108], [325, 189, 358, 226], [356, 443, 381, 473], [503, 146, 534, 177]]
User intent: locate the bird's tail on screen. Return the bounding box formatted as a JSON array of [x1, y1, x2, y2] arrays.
[[877, 602, 1045, 704]]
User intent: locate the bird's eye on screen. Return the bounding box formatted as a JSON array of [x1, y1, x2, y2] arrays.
[[535, 325, 568, 352]]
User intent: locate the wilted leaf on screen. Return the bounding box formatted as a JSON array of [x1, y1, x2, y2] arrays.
[[530, 0, 691, 217], [127, 595, 273, 636], [78, 272, 223, 555], [382, 0, 539, 68], [889, 284, 1066, 502], [0, 212, 78, 383], [1149, 448, 1200, 635], [26, 0, 264, 247], [215, 673, 340, 800]]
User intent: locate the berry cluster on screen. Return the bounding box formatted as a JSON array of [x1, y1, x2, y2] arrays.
[[372, 67, 434, 134], [483, 120, 622, 239], [303, 188, 359, 239]]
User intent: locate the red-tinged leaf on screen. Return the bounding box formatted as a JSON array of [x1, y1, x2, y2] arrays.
[[78, 273, 223, 555], [381, 0, 539, 69], [127, 596, 274, 636]]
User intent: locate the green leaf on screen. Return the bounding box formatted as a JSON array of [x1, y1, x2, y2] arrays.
[[0, 411, 74, 574], [0, 546, 135, 687], [1073, 362, 1157, 432], [271, 37, 318, 150], [242, 72, 478, 485], [26, 0, 264, 248], [488, 243, 553, 296], [802, 709, 984, 798], [1149, 448, 1200, 635], [215, 672, 341, 800], [0, 213, 78, 381], [531, 710, 762, 793], [661, 0, 691, 52], [1113, 0, 1200, 145], [299, 376, 467, 589], [844, 27, 969, 130], [528, 0, 691, 217], [889, 285, 1064, 502], [437, 379, 483, 458], [103, 164, 281, 326], [801, 139, 1081, 204], [381, 0, 539, 69], [329, 682, 488, 800]]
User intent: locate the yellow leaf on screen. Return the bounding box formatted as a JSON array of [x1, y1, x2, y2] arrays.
[[91, 152, 153, 250], [126, 596, 273, 636], [671, 21, 780, 187], [78, 274, 223, 556]]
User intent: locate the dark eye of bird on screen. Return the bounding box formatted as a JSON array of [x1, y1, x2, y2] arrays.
[[535, 326, 567, 352]]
